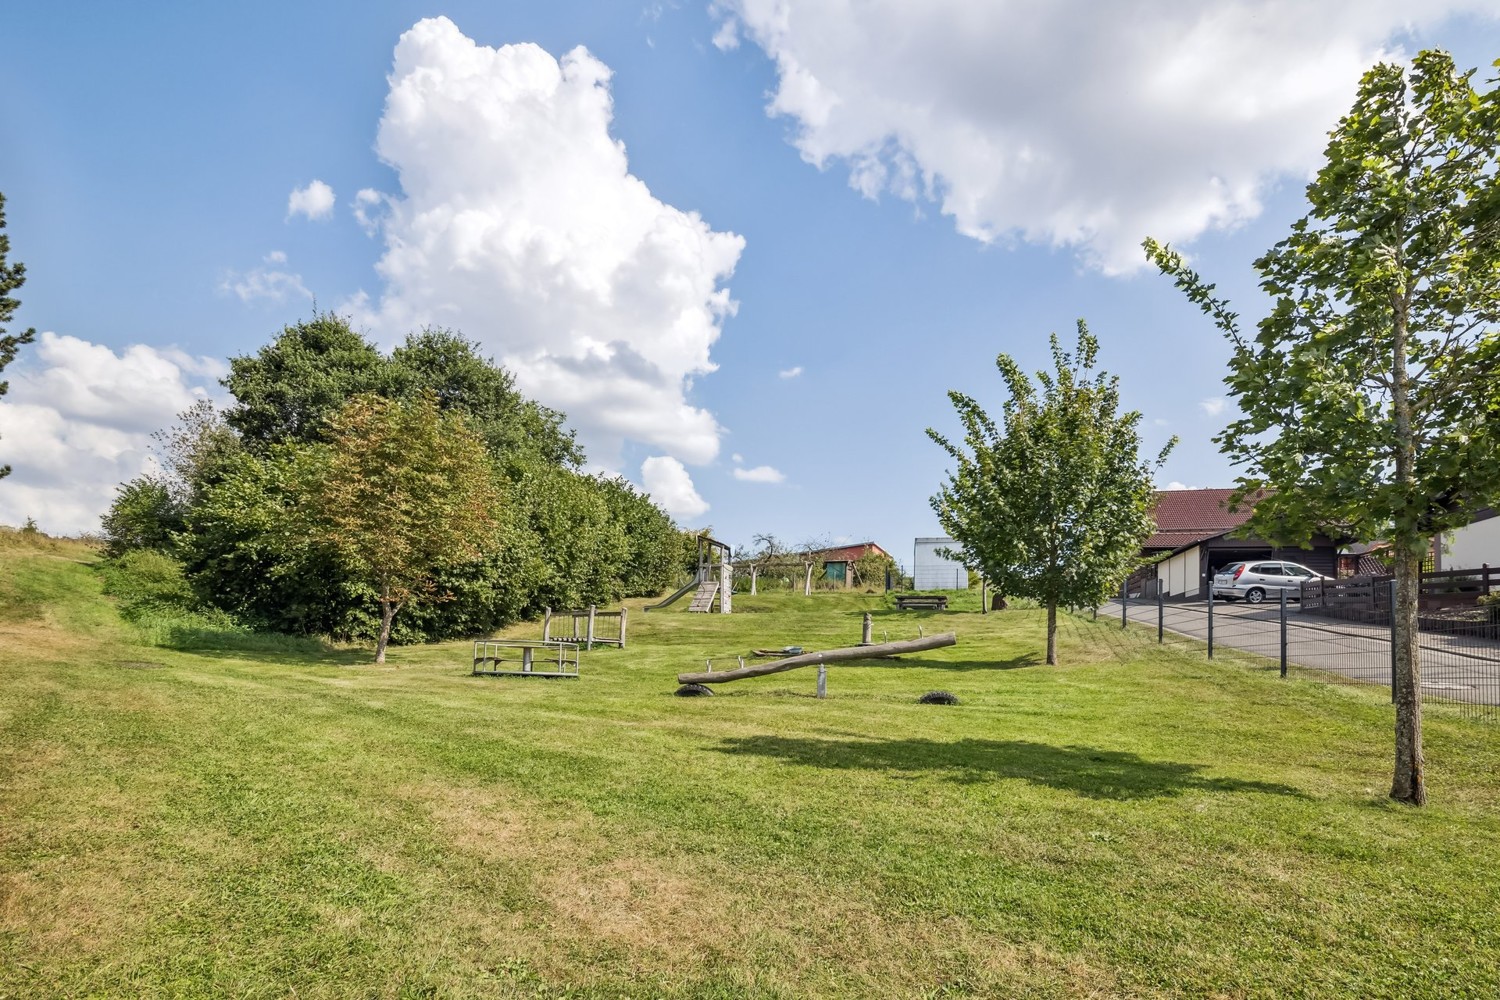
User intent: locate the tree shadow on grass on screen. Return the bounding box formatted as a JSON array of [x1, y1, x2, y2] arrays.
[[876, 654, 1044, 672], [712, 735, 1304, 800]]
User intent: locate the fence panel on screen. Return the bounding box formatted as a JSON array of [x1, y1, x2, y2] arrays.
[[1096, 596, 1499, 722]]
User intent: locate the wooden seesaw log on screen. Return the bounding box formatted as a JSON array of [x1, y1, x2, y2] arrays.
[[676, 632, 956, 685]]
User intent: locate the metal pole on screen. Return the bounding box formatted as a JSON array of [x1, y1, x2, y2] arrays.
[[587, 605, 596, 652], [1207, 586, 1215, 660], [1121, 579, 1128, 629], [1157, 589, 1164, 643], [1279, 588, 1288, 678], [1389, 578, 1398, 704]]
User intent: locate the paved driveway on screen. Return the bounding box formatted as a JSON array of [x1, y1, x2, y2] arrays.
[[1102, 598, 1500, 706]]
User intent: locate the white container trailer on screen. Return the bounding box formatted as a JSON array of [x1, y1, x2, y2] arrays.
[[913, 537, 969, 590]]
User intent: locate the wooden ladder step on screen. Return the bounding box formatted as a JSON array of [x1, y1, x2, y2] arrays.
[[688, 580, 719, 613]]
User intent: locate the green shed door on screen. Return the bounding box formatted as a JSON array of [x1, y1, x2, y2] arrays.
[[826, 562, 846, 583]]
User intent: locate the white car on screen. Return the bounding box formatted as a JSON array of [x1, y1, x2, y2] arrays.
[[1211, 561, 1329, 604]]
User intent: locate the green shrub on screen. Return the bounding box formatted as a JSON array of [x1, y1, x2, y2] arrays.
[[98, 550, 325, 654]]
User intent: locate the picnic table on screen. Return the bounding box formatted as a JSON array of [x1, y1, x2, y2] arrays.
[[895, 594, 948, 611]]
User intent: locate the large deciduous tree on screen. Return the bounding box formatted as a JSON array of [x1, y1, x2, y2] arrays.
[[307, 392, 501, 663], [0, 192, 37, 481], [928, 322, 1172, 665], [1146, 51, 1500, 806]]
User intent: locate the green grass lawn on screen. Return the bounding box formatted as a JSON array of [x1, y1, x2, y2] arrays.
[[3, 536, 1499, 998]]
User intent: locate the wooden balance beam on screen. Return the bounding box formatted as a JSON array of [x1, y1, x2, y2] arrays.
[[676, 632, 956, 685]]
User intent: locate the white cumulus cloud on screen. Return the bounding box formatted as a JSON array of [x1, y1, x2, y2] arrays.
[[0, 333, 226, 534], [348, 17, 744, 471], [287, 179, 336, 221], [732, 464, 785, 484], [641, 455, 709, 520], [712, 1, 1495, 273]]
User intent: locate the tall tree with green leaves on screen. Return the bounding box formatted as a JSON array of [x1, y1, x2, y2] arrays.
[[222, 313, 389, 451], [0, 193, 37, 480], [928, 322, 1173, 665], [1146, 50, 1500, 806], [306, 391, 502, 663]]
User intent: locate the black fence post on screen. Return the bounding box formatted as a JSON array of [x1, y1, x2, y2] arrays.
[[1121, 579, 1128, 630], [1389, 578, 1398, 704], [1279, 588, 1288, 678], [1207, 585, 1215, 660], [1158, 589, 1164, 643]]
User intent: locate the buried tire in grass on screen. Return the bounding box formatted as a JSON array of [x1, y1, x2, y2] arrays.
[[674, 683, 714, 697], [918, 690, 960, 705]]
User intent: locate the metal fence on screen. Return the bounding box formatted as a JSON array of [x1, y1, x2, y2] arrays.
[[1100, 588, 1500, 722]]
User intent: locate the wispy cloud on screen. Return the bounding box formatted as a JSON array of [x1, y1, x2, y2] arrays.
[[219, 251, 313, 304], [733, 464, 785, 484], [778, 365, 803, 379], [1199, 397, 1226, 417]]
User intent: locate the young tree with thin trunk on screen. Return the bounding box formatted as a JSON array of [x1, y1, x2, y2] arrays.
[[307, 391, 501, 663], [0, 193, 37, 481], [928, 322, 1172, 664], [1146, 51, 1500, 806]]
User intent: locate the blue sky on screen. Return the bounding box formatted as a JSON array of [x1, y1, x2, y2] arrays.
[[4, 2, 1500, 562]]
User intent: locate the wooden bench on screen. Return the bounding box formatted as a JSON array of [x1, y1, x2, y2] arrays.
[[895, 594, 948, 611]]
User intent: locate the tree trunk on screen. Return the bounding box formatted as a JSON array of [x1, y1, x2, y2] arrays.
[[375, 600, 398, 664], [1391, 543, 1426, 804], [804, 562, 814, 596], [1388, 289, 1425, 805], [750, 566, 758, 595], [1046, 600, 1057, 665]]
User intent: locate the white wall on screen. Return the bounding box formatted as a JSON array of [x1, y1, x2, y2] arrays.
[[1156, 547, 1200, 597], [913, 537, 970, 590], [1446, 515, 1500, 571]]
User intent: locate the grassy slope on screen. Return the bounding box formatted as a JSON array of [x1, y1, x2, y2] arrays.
[[2, 537, 1498, 999]]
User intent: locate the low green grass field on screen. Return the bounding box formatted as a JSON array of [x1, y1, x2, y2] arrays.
[[3, 534, 1499, 998]]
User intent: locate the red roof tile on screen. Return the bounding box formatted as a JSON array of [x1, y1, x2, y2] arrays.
[[1143, 489, 1264, 551], [818, 542, 889, 563]]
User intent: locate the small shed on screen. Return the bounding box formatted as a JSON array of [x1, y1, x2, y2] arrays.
[[913, 537, 969, 590]]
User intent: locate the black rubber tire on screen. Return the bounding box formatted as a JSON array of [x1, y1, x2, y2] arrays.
[[1245, 587, 1266, 604], [918, 690, 960, 705], [674, 683, 714, 697]]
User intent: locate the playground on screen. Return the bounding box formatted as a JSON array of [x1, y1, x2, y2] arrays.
[[3, 539, 1500, 999]]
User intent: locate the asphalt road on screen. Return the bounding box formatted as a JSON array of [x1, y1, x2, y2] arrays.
[[1101, 597, 1500, 708]]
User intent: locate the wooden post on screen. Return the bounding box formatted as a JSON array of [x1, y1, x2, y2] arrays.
[[750, 565, 758, 595], [720, 558, 733, 614], [816, 664, 827, 699], [804, 562, 814, 596], [980, 576, 988, 614], [619, 607, 628, 648], [543, 607, 552, 643], [587, 605, 596, 651], [861, 612, 872, 645]]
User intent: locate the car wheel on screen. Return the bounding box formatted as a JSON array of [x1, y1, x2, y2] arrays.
[[1245, 587, 1266, 604]]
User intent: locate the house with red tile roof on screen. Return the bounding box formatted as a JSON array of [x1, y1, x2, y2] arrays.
[[1144, 489, 1340, 598]]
